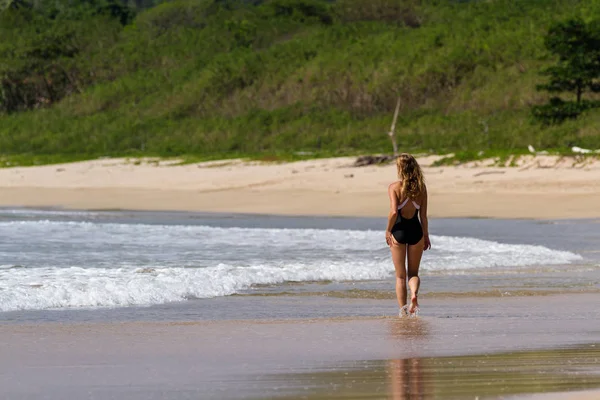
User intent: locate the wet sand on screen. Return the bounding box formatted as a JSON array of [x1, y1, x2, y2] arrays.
[[1, 294, 599, 399], [519, 391, 600, 400], [268, 346, 600, 399]]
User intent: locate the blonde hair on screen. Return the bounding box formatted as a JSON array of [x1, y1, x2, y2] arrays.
[[396, 153, 425, 200]]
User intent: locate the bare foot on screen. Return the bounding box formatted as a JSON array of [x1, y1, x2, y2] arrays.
[[399, 305, 409, 317], [409, 295, 419, 316]]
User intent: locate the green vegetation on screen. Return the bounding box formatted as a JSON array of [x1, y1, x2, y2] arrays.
[[1, 0, 600, 164], [533, 17, 600, 125]]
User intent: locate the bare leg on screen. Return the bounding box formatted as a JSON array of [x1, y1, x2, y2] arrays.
[[390, 238, 407, 311], [388, 358, 409, 400], [410, 358, 424, 398], [407, 238, 424, 315]]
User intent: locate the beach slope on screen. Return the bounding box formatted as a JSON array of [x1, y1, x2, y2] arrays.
[[1, 155, 599, 219]]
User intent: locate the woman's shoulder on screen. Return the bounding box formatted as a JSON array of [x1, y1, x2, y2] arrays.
[[388, 181, 402, 200], [388, 180, 402, 191]]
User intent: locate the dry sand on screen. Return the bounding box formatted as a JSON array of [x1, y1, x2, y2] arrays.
[[1, 154, 600, 219]]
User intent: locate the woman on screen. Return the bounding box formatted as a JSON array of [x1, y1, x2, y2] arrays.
[[385, 153, 431, 317]]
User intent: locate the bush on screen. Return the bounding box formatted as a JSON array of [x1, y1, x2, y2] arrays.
[[335, 0, 421, 27], [2, 0, 600, 159], [531, 97, 600, 125], [133, 0, 212, 37], [0, 1, 126, 113], [266, 0, 333, 25]]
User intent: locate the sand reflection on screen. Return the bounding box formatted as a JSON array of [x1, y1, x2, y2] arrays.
[[387, 318, 431, 399], [389, 358, 428, 400]]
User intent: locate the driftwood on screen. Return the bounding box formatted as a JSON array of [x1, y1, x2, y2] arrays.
[[352, 97, 402, 167], [353, 154, 396, 167], [388, 97, 401, 156]]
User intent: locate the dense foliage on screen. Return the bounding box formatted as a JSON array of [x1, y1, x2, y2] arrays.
[[1, 0, 600, 161], [532, 18, 600, 125]]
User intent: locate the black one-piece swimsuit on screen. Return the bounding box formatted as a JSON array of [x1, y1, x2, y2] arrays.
[[391, 199, 423, 245]]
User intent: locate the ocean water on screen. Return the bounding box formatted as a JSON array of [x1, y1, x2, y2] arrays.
[[2, 209, 600, 400], [0, 209, 599, 320]]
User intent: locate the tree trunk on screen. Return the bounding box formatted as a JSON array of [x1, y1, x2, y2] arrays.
[[387, 96, 401, 156]]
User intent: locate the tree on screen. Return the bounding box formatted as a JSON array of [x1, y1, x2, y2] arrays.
[[0, 9, 80, 112], [532, 18, 600, 125], [0, 1, 124, 113]]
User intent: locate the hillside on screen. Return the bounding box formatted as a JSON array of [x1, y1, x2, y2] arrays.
[[1, 0, 600, 163]]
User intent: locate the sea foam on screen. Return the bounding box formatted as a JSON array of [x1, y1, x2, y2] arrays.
[[0, 220, 583, 311]]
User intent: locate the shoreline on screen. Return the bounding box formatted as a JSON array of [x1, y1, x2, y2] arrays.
[[3, 204, 600, 224], [3, 188, 600, 220], [4, 189, 599, 220], [1, 155, 600, 219], [2, 293, 600, 399], [3, 157, 600, 399]]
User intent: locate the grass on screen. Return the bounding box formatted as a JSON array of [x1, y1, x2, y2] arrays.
[[1, 0, 600, 165], [430, 148, 600, 167], [0, 154, 99, 168]]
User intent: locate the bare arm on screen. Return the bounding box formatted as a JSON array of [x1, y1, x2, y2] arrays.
[[385, 183, 399, 246], [419, 185, 431, 250]]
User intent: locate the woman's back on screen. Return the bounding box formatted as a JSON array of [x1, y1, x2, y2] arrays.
[[392, 181, 423, 220]]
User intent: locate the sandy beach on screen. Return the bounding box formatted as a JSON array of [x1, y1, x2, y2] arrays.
[[1, 154, 600, 219], [2, 294, 600, 399], [2, 156, 600, 399]]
